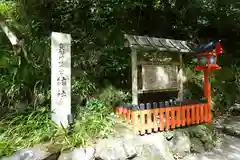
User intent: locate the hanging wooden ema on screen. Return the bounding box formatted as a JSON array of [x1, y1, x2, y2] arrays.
[[194, 40, 224, 124]]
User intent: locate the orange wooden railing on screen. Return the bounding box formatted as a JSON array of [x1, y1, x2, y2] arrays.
[[115, 101, 211, 135]]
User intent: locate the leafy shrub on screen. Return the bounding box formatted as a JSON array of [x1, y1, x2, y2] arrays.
[[98, 85, 130, 106], [0, 108, 57, 156], [49, 99, 115, 151], [0, 99, 115, 156], [72, 77, 97, 105]]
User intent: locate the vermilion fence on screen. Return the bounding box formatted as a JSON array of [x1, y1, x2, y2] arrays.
[[115, 100, 211, 135]]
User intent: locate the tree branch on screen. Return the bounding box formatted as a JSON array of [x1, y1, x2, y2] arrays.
[[0, 15, 19, 46], [0, 14, 30, 63]]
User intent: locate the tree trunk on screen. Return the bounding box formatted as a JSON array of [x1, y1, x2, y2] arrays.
[[0, 14, 29, 62], [0, 15, 19, 46]]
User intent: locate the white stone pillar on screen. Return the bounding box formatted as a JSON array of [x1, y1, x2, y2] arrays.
[[51, 32, 71, 128]]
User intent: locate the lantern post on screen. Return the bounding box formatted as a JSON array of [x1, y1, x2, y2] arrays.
[[194, 40, 224, 124]]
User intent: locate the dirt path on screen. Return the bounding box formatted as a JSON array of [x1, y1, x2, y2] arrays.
[[184, 113, 240, 160], [184, 134, 240, 160]]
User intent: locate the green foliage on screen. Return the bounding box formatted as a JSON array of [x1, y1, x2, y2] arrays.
[[0, 0, 238, 111], [0, 0, 240, 156], [98, 86, 130, 106], [73, 99, 115, 138], [0, 108, 56, 156], [49, 99, 115, 151], [72, 76, 97, 103], [0, 0, 16, 17], [0, 100, 115, 156]]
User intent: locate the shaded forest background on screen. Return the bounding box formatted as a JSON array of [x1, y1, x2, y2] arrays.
[[0, 0, 240, 156]]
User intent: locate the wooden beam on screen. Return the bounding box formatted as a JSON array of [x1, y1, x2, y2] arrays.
[[131, 48, 138, 105], [178, 54, 183, 101], [138, 88, 179, 94], [137, 60, 180, 66]]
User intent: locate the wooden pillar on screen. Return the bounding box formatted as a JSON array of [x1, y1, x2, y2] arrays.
[[178, 54, 183, 101], [204, 68, 212, 123], [131, 48, 138, 105]]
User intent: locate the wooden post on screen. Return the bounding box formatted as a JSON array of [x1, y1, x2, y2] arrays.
[[51, 32, 71, 128], [204, 68, 212, 123], [153, 102, 159, 132], [159, 107, 165, 131], [178, 54, 183, 101], [176, 105, 181, 127], [127, 107, 131, 124], [131, 48, 138, 105], [186, 106, 191, 125], [196, 104, 200, 124], [191, 104, 196, 124], [200, 103, 204, 123], [171, 107, 176, 129], [140, 104, 145, 134], [208, 80, 212, 123], [165, 107, 170, 130], [132, 110, 139, 134], [181, 105, 186, 126]]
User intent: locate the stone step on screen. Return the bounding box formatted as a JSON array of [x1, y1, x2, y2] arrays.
[[230, 104, 240, 116], [215, 116, 240, 138]]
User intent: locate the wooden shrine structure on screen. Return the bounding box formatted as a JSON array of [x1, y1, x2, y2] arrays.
[[115, 34, 224, 134], [124, 34, 193, 104]]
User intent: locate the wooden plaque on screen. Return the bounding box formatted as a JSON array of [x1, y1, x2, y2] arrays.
[[142, 64, 179, 91]]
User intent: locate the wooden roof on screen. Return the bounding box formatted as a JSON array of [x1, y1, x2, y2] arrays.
[[124, 34, 194, 53], [196, 40, 222, 54]]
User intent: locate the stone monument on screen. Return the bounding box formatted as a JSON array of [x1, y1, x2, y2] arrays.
[[51, 32, 71, 127]]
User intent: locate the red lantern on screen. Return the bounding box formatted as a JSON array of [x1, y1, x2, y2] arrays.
[[194, 41, 224, 71], [216, 42, 224, 55]]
